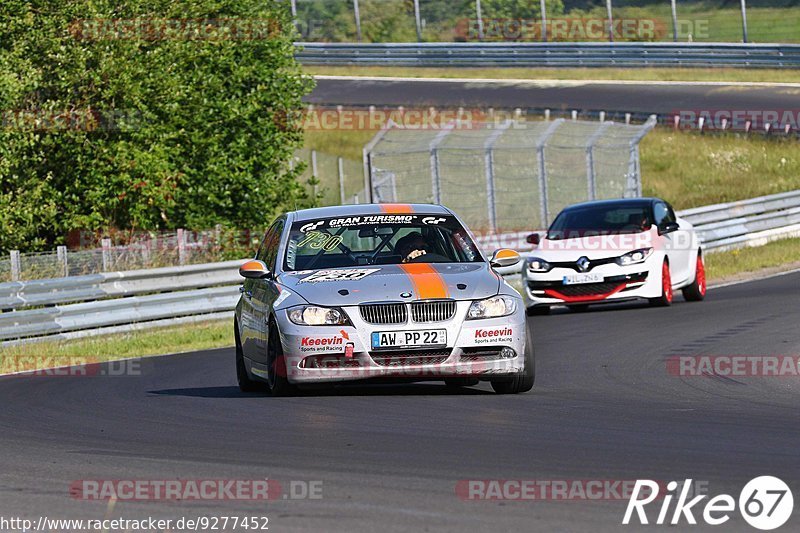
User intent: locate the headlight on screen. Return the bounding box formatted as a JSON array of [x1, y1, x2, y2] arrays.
[[467, 296, 517, 320], [616, 248, 654, 266], [287, 306, 348, 326], [527, 257, 551, 273]]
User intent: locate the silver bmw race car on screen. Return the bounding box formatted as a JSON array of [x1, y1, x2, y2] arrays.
[[234, 203, 533, 396]]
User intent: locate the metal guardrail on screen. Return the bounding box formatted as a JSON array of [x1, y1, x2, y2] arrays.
[[0, 261, 244, 344], [0, 260, 244, 311], [2, 190, 799, 344], [296, 42, 800, 68], [680, 190, 800, 251]]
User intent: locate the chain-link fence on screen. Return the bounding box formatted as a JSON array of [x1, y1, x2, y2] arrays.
[[292, 0, 800, 44], [293, 148, 366, 205], [361, 116, 656, 233]]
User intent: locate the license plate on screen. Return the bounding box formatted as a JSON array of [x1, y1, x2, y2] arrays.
[[371, 330, 447, 350], [563, 273, 604, 285]]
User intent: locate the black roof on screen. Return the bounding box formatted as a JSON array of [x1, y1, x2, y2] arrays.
[[560, 197, 663, 212]]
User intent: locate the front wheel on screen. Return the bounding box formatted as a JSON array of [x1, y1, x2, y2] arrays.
[[648, 260, 673, 307], [491, 322, 535, 394], [235, 319, 263, 393], [682, 253, 707, 302], [266, 318, 297, 397]]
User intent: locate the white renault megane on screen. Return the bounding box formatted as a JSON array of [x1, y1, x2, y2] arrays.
[[522, 198, 706, 314]]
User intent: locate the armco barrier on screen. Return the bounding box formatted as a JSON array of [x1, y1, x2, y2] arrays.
[[295, 42, 800, 69], [2, 190, 799, 343]]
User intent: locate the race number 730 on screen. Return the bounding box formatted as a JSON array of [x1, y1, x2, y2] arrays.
[[297, 231, 342, 252]]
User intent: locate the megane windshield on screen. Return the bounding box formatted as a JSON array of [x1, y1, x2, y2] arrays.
[[547, 204, 653, 240], [283, 214, 483, 271]]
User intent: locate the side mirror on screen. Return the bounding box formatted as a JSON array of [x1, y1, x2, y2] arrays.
[[490, 249, 521, 268], [659, 221, 680, 235], [239, 259, 270, 279], [526, 233, 541, 246]]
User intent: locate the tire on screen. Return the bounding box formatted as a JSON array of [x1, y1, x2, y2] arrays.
[[682, 252, 707, 302], [444, 377, 479, 388], [235, 319, 263, 393], [648, 260, 674, 307], [526, 306, 550, 316], [567, 304, 590, 313], [266, 318, 297, 397], [491, 322, 535, 394]]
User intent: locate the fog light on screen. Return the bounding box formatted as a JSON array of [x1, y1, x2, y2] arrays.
[[500, 347, 516, 359]]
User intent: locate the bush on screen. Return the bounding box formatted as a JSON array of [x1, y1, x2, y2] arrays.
[[0, 0, 314, 253]]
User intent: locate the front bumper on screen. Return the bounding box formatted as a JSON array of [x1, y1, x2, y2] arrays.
[[276, 300, 527, 384], [522, 256, 664, 308]]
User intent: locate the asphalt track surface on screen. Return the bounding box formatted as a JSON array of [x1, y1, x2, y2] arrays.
[[1, 271, 800, 532], [306, 76, 800, 117]]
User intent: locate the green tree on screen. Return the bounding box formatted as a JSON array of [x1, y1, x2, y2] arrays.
[[0, 0, 314, 253]]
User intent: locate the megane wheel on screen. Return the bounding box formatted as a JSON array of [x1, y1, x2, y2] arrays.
[[682, 252, 707, 302], [649, 260, 673, 307]]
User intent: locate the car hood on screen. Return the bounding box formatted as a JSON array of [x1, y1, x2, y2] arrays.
[[535, 229, 658, 261], [277, 263, 500, 306]]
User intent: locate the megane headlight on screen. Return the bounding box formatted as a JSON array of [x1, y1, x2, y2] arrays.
[[467, 296, 517, 320], [616, 248, 654, 266], [288, 306, 348, 326], [527, 257, 551, 273]]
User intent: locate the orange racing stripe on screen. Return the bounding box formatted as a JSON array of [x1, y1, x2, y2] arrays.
[[379, 203, 414, 214], [399, 263, 449, 300]]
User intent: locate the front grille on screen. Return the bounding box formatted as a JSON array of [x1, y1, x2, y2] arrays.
[[370, 349, 451, 367], [360, 303, 407, 325], [460, 346, 504, 362], [299, 355, 361, 369], [549, 281, 622, 298], [411, 300, 456, 322]]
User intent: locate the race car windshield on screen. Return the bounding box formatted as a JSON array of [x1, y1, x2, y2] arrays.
[[546, 205, 653, 240], [283, 215, 483, 271]]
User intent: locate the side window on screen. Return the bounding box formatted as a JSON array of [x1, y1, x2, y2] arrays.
[[255, 229, 273, 263], [256, 219, 284, 272], [653, 202, 670, 226], [263, 220, 285, 272], [666, 203, 678, 224]]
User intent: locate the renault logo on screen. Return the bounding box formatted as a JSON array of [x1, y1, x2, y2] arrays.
[[577, 257, 591, 272]]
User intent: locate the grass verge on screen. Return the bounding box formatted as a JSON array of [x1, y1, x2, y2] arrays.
[[705, 237, 800, 283], [306, 66, 800, 84], [0, 319, 232, 374]]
